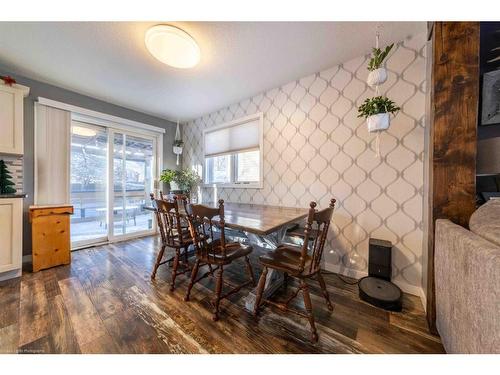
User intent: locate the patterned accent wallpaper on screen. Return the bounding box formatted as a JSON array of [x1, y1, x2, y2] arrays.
[[0, 154, 23, 193], [183, 33, 427, 295]]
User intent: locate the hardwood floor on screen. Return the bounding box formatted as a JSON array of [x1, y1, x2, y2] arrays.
[[0, 236, 444, 354]]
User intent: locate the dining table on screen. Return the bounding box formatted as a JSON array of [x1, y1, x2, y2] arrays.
[[147, 200, 309, 311]]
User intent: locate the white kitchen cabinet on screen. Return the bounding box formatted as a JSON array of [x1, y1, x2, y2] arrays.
[[0, 82, 30, 155], [0, 197, 23, 280]]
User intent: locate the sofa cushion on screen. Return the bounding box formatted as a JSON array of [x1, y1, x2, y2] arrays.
[[469, 199, 500, 247]]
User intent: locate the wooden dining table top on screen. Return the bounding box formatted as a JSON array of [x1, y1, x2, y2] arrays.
[[146, 200, 309, 236], [192, 202, 309, 236]]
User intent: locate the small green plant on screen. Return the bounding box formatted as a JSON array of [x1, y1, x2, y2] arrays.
[[357, 96, 400, 119], [160, 168, 201, 192], [367, 43, 394, 71], [173, 139, 184, 148], [159, 169, 177, 184]]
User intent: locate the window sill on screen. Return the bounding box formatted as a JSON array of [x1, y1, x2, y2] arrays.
[[201, 183, 263, 189]]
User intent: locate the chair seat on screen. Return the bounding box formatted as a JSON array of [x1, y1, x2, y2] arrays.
[[259, 244, 312, 275], [197, 240, 253, 265]]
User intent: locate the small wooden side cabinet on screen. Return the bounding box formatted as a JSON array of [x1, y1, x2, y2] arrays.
[[29, 204, 74, 272]]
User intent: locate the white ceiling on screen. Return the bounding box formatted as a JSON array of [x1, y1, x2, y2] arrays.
[[0, 22, 425, 121]]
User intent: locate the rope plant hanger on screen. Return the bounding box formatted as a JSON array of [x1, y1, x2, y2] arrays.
[[357, 25, 400, 157]]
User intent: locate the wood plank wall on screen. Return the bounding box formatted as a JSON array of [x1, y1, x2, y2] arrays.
[[427, 22, 480, 332]]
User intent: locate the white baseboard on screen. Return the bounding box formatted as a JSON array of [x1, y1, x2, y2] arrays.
[[0, 268, 21, 281], [324, 262, 367, 280], [418, 288, 427, 312], [323, 261, 426, 310]]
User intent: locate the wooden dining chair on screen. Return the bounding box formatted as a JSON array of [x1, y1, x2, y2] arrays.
[[253, 199, 336, 343], [184, 199, 256, 321], [150, 193, 193, 291]]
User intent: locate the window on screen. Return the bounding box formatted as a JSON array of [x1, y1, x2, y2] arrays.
[[236, 150, 260, 183], [205, 154, 231, 184], [203, 113, 263, 188]]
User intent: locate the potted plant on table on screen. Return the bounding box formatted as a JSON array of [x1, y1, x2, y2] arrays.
[[160, 168, 201, 200], [357, 95, 400, 132]]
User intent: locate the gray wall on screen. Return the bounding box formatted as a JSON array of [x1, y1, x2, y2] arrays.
[[0, 67, 178, 256]]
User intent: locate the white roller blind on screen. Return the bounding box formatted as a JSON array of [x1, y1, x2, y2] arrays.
[[204, 117, 260, 157], [34, 103, 71, 205]]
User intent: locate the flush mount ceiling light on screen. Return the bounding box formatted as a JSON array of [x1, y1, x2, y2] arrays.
[[145, 25, 200, 69]]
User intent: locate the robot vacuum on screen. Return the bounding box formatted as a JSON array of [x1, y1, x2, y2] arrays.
[[358, 276, 403, 312]]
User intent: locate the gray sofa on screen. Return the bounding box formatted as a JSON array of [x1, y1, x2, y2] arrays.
[[435, 200, 500, 353]]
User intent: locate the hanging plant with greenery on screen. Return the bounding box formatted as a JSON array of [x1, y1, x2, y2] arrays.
[[367, 43, 394, 71], [357, 96, 400, 118]]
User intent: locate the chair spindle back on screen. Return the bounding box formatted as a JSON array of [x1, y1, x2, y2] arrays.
[[187, 199, 227, 261], [150, 193, 189, 246], [299, 199, 336, 274]]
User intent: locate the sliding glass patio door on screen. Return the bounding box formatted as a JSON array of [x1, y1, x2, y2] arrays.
[[70, 121, 157, 248]]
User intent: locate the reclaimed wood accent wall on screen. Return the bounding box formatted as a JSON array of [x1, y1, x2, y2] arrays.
[[427, 22, 480, 331]]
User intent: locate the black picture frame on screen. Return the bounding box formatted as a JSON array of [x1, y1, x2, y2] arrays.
[[479, 22, 500, 127], [481, 70, 500, 126]]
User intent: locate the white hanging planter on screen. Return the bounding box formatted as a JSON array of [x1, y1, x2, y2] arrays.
[[367, 67, 387, 87], [367, 112, 390, 132], [173, 145, 183, 166]]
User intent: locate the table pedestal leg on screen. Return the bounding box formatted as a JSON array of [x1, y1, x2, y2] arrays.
[[243, 227, 289, 312], [244, 268, 284, 311]]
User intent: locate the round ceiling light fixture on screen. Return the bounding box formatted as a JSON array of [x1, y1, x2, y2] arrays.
[[145, 24, 200, 69]]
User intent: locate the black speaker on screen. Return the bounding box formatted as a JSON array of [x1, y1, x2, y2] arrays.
[[368, 238, 392, 281]]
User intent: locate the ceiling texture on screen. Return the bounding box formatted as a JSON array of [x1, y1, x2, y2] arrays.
[[0, 22, 425, 121]]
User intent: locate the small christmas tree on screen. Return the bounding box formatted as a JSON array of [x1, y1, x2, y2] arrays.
[[0, 160, 17, 194]]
